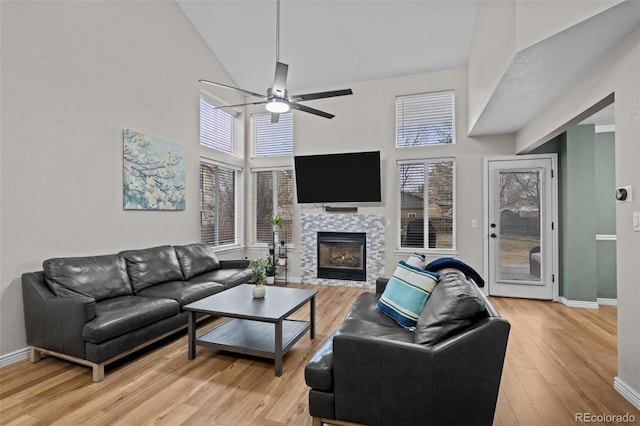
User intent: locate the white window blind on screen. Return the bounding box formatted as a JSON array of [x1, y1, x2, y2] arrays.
[[252, 113, 293, 157], [396, 90, 455, 147], [397, 159, 455, 250], [200, 161, 240, 247], [200, 96, 234, 154], [252, 169, 294, 244]]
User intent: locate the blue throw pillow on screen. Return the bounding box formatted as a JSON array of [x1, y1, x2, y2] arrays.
[[377, 261, 439, 329]]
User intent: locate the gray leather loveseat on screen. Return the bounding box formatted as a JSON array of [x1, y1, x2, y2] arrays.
[[305, 267, 510, 426], [22, 243, 252, 382]]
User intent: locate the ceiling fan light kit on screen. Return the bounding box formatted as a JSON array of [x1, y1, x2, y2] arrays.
[[266, 99, 290, 114], [198, 0, 352, 122]]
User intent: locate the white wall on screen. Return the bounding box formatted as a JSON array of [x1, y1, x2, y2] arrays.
[[516, 26, 640, 407], [255, 68, 516, 280], [0, 0, 243, 356]]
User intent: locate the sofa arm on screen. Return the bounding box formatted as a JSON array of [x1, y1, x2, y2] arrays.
[[430, 316, 510, 426], [375, 277, 389, 294], [22, 272, 96, 359], [219, 259, 249, 269], [332, 319, 435, 426]]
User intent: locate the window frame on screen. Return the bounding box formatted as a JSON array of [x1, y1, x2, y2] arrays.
[[396, 157, 456, 253], [199, 158, 243, 250], [251, 112, 294, 158], [251, 167, 294, 247], [200, 94, 236, 155], [396, 90, 456, 148]]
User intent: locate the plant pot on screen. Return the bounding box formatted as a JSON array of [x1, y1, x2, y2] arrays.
[[265, 276, 275, 285], [252, 284, 266, 299], [278, 258, 286, 266]]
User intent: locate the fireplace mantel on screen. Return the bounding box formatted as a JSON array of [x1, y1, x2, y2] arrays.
[[300, 213, 385, 287]]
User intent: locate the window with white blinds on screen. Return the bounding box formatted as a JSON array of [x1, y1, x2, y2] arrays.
[[397, 159, 455, 250], [252, 169, 294, 244], [396, 90, 455, 147], [252, 113, 293, 157], [200, 96, 234, 154], [200, 161, 240, 247]]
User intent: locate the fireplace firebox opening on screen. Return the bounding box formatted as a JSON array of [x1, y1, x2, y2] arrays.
[[317, 232, 366, 281]]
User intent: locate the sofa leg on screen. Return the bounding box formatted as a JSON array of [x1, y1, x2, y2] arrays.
[[312, 418, 323, 426], [30, 347, 44, 363], [92, 364, 105, 382]]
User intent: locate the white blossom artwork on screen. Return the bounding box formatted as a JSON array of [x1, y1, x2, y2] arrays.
[[123, 129, 186, 210]]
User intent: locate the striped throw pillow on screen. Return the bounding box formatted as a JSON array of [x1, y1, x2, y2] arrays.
[[377, 261, 439, 329]]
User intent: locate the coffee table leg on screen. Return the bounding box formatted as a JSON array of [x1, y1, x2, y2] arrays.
[[310, 295, 316, 339], [275, 321, 283, 376], [188, 311, 196, 360]]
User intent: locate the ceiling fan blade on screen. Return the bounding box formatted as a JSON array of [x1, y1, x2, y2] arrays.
[[289, 88, 353, 102], [199, 79, 266, 99], [288, 101, 335, 119], [271, 113, 280, 124], [213, 100, 268, 109], [272, 62, 288, 98]]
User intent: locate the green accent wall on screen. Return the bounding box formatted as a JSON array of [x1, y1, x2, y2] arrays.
[[533, 126, 617, 302], [595, 131, 617, 299]]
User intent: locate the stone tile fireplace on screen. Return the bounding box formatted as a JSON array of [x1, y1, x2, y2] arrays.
[[300, 213, 385, 287]]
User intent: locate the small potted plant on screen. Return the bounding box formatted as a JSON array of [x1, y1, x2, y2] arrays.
[[267, 213, 284, 232], [248, 258, 268, 298], [265, 257, 277, 285], [267, 241, 275, 256]]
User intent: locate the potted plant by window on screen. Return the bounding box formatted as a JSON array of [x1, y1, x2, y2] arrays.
[[267, 242, 275, 256], [248, 258, 268, 298], [265, 257, 277, 285], [267, 214, 284, 232]]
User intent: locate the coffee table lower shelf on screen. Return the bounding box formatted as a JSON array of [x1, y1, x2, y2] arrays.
[[193, 318, 311, 376]]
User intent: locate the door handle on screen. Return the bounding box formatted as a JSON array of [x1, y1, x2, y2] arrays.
[[490, 233, 497, 238]]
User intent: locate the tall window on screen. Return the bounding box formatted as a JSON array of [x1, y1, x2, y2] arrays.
[[396, 90, 455, 147], [252, 112, 293, 157], [253, 169, 294, 244], [200, 161, 241, 247], [397, 159, 455, 250], [200, 95, 234, 154]]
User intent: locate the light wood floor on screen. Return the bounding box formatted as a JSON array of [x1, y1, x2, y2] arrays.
[[1, 284, 638, 425]]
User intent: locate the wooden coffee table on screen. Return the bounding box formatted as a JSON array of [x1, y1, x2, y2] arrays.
[[184, 284, 317, 376]]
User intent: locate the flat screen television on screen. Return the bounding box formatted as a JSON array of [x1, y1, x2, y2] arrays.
[[294, 151, 381, 203]]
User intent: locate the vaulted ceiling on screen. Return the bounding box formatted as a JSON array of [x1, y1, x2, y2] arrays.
[[179, 0, 638, 134]]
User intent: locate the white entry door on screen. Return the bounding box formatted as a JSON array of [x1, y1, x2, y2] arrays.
[[485, 155, 557, 300]]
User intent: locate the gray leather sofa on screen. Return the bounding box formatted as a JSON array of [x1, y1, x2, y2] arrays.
[[305, 268, 510, 426], [22, 243, 252, 382]]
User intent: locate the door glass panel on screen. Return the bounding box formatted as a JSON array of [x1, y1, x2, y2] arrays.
[[498, 170, 542, 282]]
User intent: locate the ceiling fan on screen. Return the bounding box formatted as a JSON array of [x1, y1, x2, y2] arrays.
[[199, 0, 353, 123]]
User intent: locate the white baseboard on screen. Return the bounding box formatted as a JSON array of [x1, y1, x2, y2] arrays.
[[597, 298, 618, 306], [559, 297, 599, 309], [0, 347, 30, 367], [614, 377, 640, 410]]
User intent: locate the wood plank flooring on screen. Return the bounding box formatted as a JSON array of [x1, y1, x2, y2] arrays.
[[1, 284, 639, 425]]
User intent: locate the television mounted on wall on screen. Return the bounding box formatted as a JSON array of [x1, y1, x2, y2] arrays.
[[294, 151, 382, 204]]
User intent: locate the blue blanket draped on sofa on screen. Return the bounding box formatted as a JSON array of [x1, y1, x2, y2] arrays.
[[425, 257, 485, 288]]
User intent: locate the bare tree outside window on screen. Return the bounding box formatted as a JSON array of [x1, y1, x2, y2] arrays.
[[200, 163, 237, 246]]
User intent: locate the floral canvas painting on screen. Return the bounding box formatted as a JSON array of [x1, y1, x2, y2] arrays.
[[123, 129, 186, 210]]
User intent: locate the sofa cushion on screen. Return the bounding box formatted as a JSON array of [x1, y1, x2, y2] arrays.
[[414, 269, 487, 345], [136, 280, 224, 307], [82, 295, 180, 344], [186, 268, 253, 289], [43, 254, 133, 301], [119, 246, 184, 292], [174, 243, 221, 280], [376, 261, 439, 329]]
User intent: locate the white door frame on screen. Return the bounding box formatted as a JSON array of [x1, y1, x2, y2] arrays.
[[483, 154, 559, 301]]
